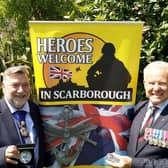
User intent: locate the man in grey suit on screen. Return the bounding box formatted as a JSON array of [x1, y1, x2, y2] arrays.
[[107, 61, 168, 168], [0, 65, 46, 168]]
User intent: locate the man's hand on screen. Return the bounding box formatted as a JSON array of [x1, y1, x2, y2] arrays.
[[106, 152, 132, 168], [5, 145, 20, 165]]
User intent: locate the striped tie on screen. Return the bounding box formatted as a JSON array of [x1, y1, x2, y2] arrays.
[[138, 106, 158, 144]]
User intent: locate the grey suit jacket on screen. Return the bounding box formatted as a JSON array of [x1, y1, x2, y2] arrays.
[[0, 98, 45, 168], [128, 100, 168, 168]]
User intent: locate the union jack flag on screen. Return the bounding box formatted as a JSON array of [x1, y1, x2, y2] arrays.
[[40, 104, 133, 166], [41, 104, 132, 151], [49, 66, 72, 79]]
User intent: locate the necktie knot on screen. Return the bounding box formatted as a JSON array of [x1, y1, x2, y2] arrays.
[[149, 105, 158, 115], [13, 110, 27, 122]]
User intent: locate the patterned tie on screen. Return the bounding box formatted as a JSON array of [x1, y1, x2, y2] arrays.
[[13, 110, 29, 144], [138, 106, 158, 144]]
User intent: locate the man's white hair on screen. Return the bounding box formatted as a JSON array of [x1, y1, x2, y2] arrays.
[[143, 61, 168, 79]]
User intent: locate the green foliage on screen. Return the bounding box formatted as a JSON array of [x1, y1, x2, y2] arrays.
[[0, 0, 168, 102], [70, 0, 168, 102]]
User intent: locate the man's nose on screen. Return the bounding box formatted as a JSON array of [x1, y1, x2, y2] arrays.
[[153, 83, 161, 90], [17, 85, 24, 92]]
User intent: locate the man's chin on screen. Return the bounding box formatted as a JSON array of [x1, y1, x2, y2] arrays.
[[151, 98, 163, 105], [14, 101, 26, 109]]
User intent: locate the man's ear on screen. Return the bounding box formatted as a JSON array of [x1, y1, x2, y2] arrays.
[[1, 82, 5, 90], [143, 80, 146, 85]]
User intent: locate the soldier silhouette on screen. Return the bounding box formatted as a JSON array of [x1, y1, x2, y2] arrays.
[[87, 42, 131, 90]]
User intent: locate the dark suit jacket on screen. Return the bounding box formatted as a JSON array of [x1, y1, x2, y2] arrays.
[[128, 100, 168, 168], [0, 98, 45, 168]]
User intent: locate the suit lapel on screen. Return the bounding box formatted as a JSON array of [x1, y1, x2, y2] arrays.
[[28, 101, 39, 166], [153, 105, 168, 128], [134, 103, 148, 154], [0, 98, 21, 144]]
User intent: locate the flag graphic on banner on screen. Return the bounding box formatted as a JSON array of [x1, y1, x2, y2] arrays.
[[40, 104, 133, 167], [49, 66, 72, 80]]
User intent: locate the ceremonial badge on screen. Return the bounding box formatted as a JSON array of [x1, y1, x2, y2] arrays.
[[19, 121, 28, 137], [17, 144, 35, 166], [20, 150, 32, 164]]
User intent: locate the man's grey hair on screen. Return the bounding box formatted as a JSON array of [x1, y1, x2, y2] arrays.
[[3, 65, 29, 82]]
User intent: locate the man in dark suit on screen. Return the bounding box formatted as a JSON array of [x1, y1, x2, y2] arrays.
[[107, 61, 168, 168], [0, 65, 46, 168]]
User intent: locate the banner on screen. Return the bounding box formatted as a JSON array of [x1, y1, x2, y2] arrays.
[[29, 21, 143, 168]]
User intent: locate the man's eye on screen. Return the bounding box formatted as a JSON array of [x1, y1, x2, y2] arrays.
[[22, 84, 29, 88], [148, 82, 154, 85], [10, 83, 29, 88], [159, 82, 167, 86], [12, 84, 20, 88]]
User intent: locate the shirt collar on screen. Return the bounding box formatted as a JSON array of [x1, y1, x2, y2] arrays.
[[148, 99, 168, 112], [4, 96, 30, 114]]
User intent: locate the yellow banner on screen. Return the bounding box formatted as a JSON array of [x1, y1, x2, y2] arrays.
[[29, 21, 143, 168], [29, 21, 143, 106]]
